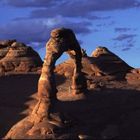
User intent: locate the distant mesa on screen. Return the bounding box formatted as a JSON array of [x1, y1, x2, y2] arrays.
[[0, 39, 133, 78], [55, 46, 132, 78], [0, 40, 43, 75], [91, 46, 113, 57], [89, 46, 132, 75]]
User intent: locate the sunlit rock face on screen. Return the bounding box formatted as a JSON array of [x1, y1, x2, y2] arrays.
[[55, 46, 132, 78], [90, 46, 132, 75], [91, 46, 110, 57], [0, 40, 43, 75], [5, 28, 87, 139], [126, 68, 140, 85], [2, 34, 140, 140]]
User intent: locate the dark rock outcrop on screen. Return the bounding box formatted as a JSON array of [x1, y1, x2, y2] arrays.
[[126, 68, 140, 85], [90, 46, 132, 75], [0, 40, 43, 75]]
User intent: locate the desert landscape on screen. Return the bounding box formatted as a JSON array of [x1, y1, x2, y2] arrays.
[[0, 28, 140, 139]]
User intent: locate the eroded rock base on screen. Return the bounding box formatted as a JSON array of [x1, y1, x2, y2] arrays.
[[5, 99, 67, 139]]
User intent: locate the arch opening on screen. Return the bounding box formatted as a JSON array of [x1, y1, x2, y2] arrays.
[[38, 28, 87, 114], [5, 28, 88, 139]]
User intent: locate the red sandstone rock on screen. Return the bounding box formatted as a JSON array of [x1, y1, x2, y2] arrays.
[[1, 44, 140, 139], [0, 40, 43, 75], [126, 68, 140, 85], [5, 28, 87, 139], [55, 46, 132, 78]]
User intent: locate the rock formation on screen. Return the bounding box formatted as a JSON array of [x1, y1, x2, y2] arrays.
[[90, 46, 132, 75], [126, 68, 140, 85], [55, 46, 132, 78], [0, 40, 42, 75], [5, 28, 87, 139]]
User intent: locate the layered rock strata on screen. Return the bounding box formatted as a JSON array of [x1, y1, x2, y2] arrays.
[[55, 46, 132, 77], [5, 28, 87, 139], [0, 40, 42, 75]]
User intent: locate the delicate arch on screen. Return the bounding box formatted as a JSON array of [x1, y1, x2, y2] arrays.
[[5, 28, 87, 139], [38, 28, 87, 115]]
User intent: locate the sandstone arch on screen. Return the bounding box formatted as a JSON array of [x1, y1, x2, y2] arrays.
[[5, 28, 87, 139], [38, 28, 86, 98]]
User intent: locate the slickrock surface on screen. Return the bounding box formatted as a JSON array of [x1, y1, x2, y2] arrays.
[[0, 31, 140, 139], [1, 73, 140, 139], [0, 40, 42, 75], [55, 46, 132, 78], [5, 28, 87, 139], [126, 68, 140, 85]]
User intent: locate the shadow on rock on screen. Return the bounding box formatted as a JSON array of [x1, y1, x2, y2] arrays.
[[0, 73, 67, 138], [54, 87, 140, 139]]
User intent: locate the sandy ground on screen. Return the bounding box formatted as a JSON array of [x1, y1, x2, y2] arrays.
[[0, 73, 140, 139]]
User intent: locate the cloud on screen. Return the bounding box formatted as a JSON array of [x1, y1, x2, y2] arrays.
[[95, 21, 115, 28], [114, 27, 132, 32], [122, 47, 131, 51], [30, 0, 140, 19], [5, 0, 140, 9], [113, 34, 137, 41], [0, 20, 48, 44], [3, 0, 140, 19], [0, 18, 92, 45], [114, 27, 138, 33], [1, 0, 140, 52], [3, 0, 58, 8], [113, 34, 137, 51], [121, 42, 135, 51]]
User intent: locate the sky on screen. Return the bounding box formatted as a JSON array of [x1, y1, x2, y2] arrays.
[[0, 0, 140, 68]]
